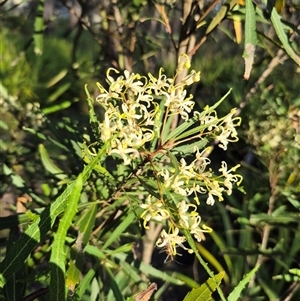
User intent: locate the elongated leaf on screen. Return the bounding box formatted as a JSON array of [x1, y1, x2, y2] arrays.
[[137, 176, 161, 199], [243, 0, 257, 80], [183, 229, 227, 301], [227, 265, 260, 301], [73, 263, 98, 300], [48, 83, 72, 102], [165, 90, 232, 143], [112, 253, 184, 285], [106, 266, 125, 301], [183, 272, 224, 301], [0, 141, 110, 288], [49, 173, 83, 301], [172, 138, 209, 156], [77, 204, 97, 245], [42, 100, 73, 115], [45, 69, 68, 88], [39, 144, 67, 180], [206, 0, 237, 34], [85, 85, 102, 143], [102, 210, 140, 250], [195, 242, 229, 284], [270, 8, 300, 66], [163, 116, 199, 144]]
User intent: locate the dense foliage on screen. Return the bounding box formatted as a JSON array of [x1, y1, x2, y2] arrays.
[[0, 0, 299, 300]]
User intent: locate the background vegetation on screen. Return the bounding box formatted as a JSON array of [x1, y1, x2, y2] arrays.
[[0, 0, 299, 300]]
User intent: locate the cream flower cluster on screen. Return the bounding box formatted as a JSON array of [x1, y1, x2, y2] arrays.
[[95, 55, 200, 165], [158, 149, 242, 206], [93, 54, 242, 258]]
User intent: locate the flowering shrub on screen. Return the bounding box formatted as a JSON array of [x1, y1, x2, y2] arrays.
[[86, 54, 243, 259]]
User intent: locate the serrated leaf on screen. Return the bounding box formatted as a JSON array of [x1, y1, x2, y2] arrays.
[[49, 173, 83, 301], [183, 272, 225, 301], [183, 229, 227, 300], [227, 265, 260, 301], [0, 141, 110, 288]]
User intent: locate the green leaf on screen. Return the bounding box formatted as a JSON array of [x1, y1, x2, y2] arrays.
[[85, 85, 102, 143], [45, 69, 68, 88], [73, 263, 98, 300], [270, 8, 300, 67], [164, 89, 231, 144], [137, 176, 161, 199], [0, 141, 110, 288], [112, 253, 184, 285], [183, 272, 225, 301], [102, 210, 138, 250], [49, 173, 83, 301], [39, 144, 67, 180], [172, 138, 209, 156], [206, 0, 237, 34], [42, 100, 73, 115], [163, 116, 199, 144], [77, 204, 98, 245], [243, 0, 257, 80], [183, 229, 227, 301], [48, 83, 72, 102], [227, 265, 260, 301], [106, 266, 125, 301]]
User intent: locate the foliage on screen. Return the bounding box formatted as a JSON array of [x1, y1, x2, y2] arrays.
[[0, 0, 299, 301]]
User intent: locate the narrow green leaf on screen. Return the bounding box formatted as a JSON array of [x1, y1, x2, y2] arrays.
[[45, 69, 68, 88], [164, 89, 232, 144], [42, 100, 73, 115], [227, 265, 260, 301], [38, 144, 67, 180], [77, 204, 97, 245], [270, 8, 300, 66], [183, 229, 227, 301], [49, 173, 83, 301], [85, 85, 102, 143], [112, 253, 184, 285], [48, 83, 72, 102], [137, 176, 161, 199], [106, 266, 125, 301], [84, 245, 107, 261], [172, 138, 209, 156], [163, 116, 199, 144], [33, 0, 45, 55], [102, 210, 137, 250], [73, 263, 98, 300], [243, 0, 257, 80], [206, 0, 237, 34]]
